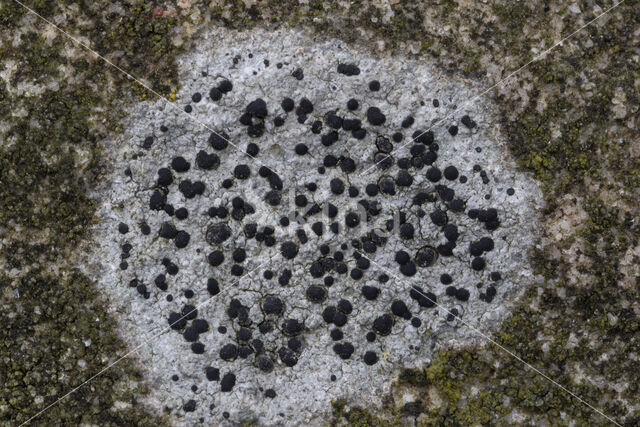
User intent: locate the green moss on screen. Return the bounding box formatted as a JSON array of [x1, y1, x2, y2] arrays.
[[0, 270, 167, 425], [331, 399, 400, 426], [0, 0, 181, 251], [492, 2, 534, 32], [0, 0, 180, 423]]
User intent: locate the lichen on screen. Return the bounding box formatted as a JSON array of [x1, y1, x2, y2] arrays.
[[2, 0, 638, 424], [187, 0, 637, 424]]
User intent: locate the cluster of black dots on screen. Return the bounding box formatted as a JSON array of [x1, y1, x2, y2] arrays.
[[116, 56, 516, 415]]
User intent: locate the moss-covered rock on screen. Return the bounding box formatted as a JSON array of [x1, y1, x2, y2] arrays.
[[0, 270, 165, 425], [0, 0, 180, 423], [1, 0, 638, 424]]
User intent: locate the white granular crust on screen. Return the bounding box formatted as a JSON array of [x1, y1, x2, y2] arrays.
[[83, 27, 544, 426]]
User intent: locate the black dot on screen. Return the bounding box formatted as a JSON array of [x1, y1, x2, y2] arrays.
[[218, 79, 233, 93], [230, 264, 244, 276], [443, 166, 459, 180], [330, 178, 345, 195], [209, 132, 229, 151], [391, 300, 411, 319], [142, 136, 154, 149], [361, 286, 380, 300], [207, 278, 220, 296], [400, 262, 416, 276], [208, 250, 224, 266], [368, 80, 380, 91], [363, 351, 378, 365], [345, 212, 360, 228], [280, 98, 295, 112], [330, 328, 344, 341], [461, 114, 477, 128], [171, 156, 190, 173], [306, 285, 327, 303], [175, 231, 190, 248], [337, 299, 353, 314], [399, 223, 414, 240], [333, 342, 354, 359], [175, 207, 189, 220], [191, 342, 205, 354], [246, 143, 259, 157], [430, 209, 447, 227], [401, 116, 414, 128], [455, 288, 470, 302], [486, 286, 497, 298], [183, 399, 197, 412], [205, 367, 220, 381], [366, 107, 386, 126], [234, 164, 251, 179], [280, 241, 298, 259], [372, 314, 393, 335], [443, 224, 459, 241], [350, 268, 363, 280], [471, 257, 486, 271], [292, 67, 304, 80], [209, 87, 222, 101], [426, 167, 442, 182], [220, 373, 236, 392], [365, 183, 379, 197]]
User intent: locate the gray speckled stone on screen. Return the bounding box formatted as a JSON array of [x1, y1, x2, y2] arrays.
[[84, 27, 543, 425]]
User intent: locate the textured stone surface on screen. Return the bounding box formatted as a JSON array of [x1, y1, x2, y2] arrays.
[[1, 0, 638, 425], [87, 27, 542, 424]]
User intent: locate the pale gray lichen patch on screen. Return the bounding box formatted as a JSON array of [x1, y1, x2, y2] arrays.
[[85, 27, 543, 425]]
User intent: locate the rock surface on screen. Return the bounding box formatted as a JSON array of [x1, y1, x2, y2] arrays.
[[88, 27, 542, 424], [1, 0, 638, 425]]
